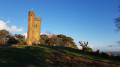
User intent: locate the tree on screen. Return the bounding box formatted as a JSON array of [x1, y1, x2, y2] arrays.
[[40, 34, 48, 45], [79, 41, 93, 52], [57, 34, 77, 47], [79, 41, 88, 51], [15, 34, 25, 45], [7, 35, 18, 46], [46, 34, 58, 46], [40, 33, 77, 48], [85, 47, 93, 52], [115, 5, 120, 31], [0, 29, 9, 45], [115, 17, 120, 31]]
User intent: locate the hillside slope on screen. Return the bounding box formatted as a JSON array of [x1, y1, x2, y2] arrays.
[[0, 45, 120, 67]]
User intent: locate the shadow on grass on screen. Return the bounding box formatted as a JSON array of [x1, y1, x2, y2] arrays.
[[40, 45, 120, 67], [39, 45, 120, 64], [0, 45, 120, 67], [0, 46, 48, 67]]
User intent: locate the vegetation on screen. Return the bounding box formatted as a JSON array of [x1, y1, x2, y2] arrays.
[[95, 49, 100, 54], [40, 34, 78, 48], [46, 34, 58, 46], [15, 34, 25, 45], [40, 34, 48, 45], [79, 41, 93, 52], [0, 29, 25, 46], [0, 29, 10, 45], [0, 29, 77, 49], [7, 35, 18, 45], [0, 45, 119, 67], [0, 29, 120, 67], [115, 17, 120, 31], [115, 2, 120, 31], [79, 41, 88, 51]]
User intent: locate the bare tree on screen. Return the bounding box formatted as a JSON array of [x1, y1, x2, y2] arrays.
[[79, 41, 88, 51], [115, 4, 120, 31]]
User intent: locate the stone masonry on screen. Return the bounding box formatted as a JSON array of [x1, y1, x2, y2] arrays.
[[26, 11, 41, 45]]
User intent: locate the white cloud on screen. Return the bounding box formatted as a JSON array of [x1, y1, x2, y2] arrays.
[[88, 46, 94, 48], [107, 40, 120, 47], [23, 33, 27, 39], [107, 45, 114, 47], [6, 20, 10, 23], [0, 20, 23, 32], [115, 40, 120, 44]]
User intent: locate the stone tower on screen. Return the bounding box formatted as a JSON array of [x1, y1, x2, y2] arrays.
[[26, 11, 41, 45]]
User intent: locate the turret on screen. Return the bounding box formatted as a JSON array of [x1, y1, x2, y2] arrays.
[[27, 11, 35, 45]]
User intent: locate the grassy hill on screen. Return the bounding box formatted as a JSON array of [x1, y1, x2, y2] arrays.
[[0, 45, 120, 67]]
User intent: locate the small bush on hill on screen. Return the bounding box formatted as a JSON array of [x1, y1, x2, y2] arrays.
[[96, 49, 100, 54], [85, 47, 93, 52], [100, 52, 112, 59], [107, 52, 111, 58]]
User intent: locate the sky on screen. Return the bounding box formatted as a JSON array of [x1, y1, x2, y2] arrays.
[[0, 0, 120, 51]]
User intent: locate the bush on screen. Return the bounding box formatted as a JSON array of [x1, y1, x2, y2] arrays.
[[107, 52, 111, 57], [113, 53, 117, 56], [85, 47, 93, 52], [96, 49, 100, 54], [101, 52, 112, 58], [101, 52, 108, 58]]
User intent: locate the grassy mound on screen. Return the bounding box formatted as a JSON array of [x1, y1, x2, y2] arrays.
[[0, 45, 119, 67]]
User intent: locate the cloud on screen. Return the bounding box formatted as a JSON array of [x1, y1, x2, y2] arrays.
[[0, 20, 23, 32], [116, 44, 120, 46], [115, 40, 120, 44], [107, 45, 120, 47], [107, 45, 114, 47], [23, 33, 27, 39], [107, 40, 120, 47], [6, 20, 10, 23], [89, 46, 94, 48]]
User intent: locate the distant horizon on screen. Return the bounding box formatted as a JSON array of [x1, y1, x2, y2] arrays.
[[0, 0, 120, 51]]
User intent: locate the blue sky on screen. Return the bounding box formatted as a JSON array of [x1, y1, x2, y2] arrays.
[[0, 0, 120, 51]]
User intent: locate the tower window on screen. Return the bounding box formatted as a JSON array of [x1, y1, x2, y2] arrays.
[[34, 24, 37, 28]]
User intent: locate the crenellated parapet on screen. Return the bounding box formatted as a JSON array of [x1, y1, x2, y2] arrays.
[[35, 18, 41, 21]]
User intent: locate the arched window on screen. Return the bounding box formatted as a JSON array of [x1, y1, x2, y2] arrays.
[[34, 24, 37, 28]]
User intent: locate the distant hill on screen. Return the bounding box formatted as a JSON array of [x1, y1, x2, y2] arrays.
[[0, 45, 120, 67], [101, 51, 120, 56]]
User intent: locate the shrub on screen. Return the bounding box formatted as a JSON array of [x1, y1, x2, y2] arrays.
[[101, 52, 108, 58], [85, 47, 93, 52], [113, 53, 117, 56], [101, 52, 112, 58], [107, 52, 111, 58]]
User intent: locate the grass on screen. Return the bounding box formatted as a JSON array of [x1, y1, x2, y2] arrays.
[[41, 45, 120, 63], [0, 45, 119, 67]]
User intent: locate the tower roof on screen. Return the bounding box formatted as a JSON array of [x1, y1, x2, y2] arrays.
[[29, 11, 35, 16], [35, 18, 41, 21]]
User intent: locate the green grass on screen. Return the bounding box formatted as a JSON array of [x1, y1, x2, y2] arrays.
[[41, 45, 120, 63], [0, 45, 119, 67]]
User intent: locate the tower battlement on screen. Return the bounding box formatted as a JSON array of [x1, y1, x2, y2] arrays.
[[35, 18, 41, 21], [29, 11, 35, 16]]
